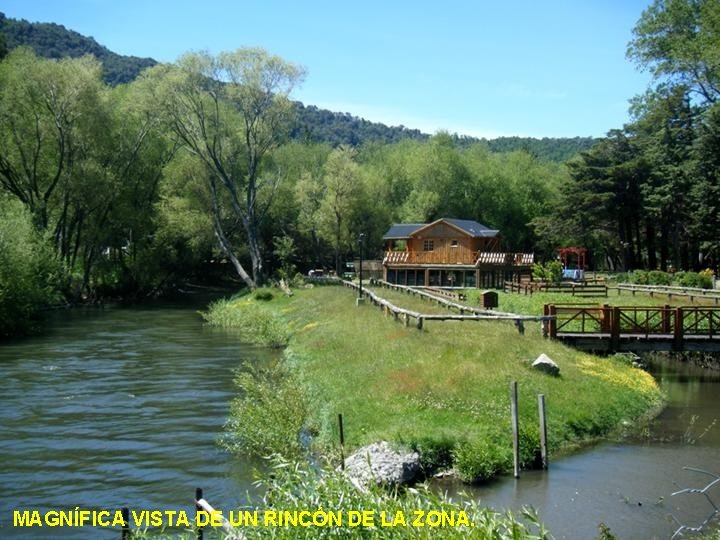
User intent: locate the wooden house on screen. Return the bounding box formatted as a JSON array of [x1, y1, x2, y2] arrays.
[[382, 218, 533, 288]]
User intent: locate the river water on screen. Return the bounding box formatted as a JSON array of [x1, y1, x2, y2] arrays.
[[440, 359, 720, 539], [0, 300, 275, 539], [1, 304, 719, 539]]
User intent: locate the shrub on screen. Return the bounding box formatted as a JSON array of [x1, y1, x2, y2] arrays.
[[532, 261, 562, 284], [202, 295, 289, 347], [647, 270, 672, 286], [629, 270, 649, 284], [403, 435, 456, 475], [699, 268, 715, 282], [452, 440, 511, 483], [0, 199, 65, 336], [675, 271, 713, 289], [221, 364, 307, 458], [253, 289, 274, 301]]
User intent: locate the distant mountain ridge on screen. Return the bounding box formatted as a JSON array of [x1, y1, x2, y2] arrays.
[[0, 12, 157, 86], [0, 12, 596, 160]]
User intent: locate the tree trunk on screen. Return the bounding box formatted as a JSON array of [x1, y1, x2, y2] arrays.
[[646, 220, 657, 270], [208, 177, 256, 289]]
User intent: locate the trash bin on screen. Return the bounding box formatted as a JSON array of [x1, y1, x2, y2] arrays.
[[480, 290, 498, 309]]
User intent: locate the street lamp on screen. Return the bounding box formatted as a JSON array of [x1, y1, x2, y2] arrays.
[[358, 232, 366, 302]]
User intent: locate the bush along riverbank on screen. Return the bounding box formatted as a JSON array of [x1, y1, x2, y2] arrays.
[[207, 284, 662, 483]]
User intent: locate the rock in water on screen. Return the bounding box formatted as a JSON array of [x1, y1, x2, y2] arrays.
[[344, 441, 420, 487], [532, 353, 560, 376]]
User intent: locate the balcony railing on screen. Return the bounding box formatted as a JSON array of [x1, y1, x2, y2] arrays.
[[383, 251, 534, 266]]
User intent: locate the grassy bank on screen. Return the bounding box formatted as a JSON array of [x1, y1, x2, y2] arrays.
[[210, 284, 662, 482]]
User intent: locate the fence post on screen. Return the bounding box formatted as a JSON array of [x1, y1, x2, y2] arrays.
[[542, 305, 549, 338], [548, 305, 557, 338], [662, 304, 672, 334], [601, 304, 611, 334], [538, 394, 548, 470], [674, 308, 684, 350], [195, 488, 203, 540], [338, 413, 345, 470], [511, 381, 520, 478], [121, 507, 129, 540], [611, 306, 621, 351], [416, 316, 423, 330]]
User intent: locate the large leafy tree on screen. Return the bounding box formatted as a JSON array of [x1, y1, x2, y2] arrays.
[[628, 0, 720, 104], [151, 48, 305, 288], [297, 147, 365, 275], [0, 48, 104, 233], [0, 49, 173, 296]]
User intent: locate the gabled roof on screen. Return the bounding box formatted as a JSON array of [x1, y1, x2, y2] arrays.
[[441, 218, 498, 238], [382, 218, 499, 239], [383, 223, 427, 239]]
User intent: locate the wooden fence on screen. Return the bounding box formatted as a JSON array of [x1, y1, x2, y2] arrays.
[[504, 280, 608, 298], [613, 283, 720, 304], [342, 280, 551, 333]]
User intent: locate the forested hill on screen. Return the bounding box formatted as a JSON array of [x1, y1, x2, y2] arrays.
[[0, 13, 157, 86], [0, 12, 596, 161], [291, 105, 596, 159], [482, 136, 596, 162]]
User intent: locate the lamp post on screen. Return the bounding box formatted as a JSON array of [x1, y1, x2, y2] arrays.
[[358, 232, 366, 302]]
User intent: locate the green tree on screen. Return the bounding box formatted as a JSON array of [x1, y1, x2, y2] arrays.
[[151, 48, 305, 288], [689, 102, 720, 268], [314, 147, 365, 275], [628, 0, 720, 104], [533, 131, 647, 270], [0, 48, 104, 232], [0, 198, 63, 336]]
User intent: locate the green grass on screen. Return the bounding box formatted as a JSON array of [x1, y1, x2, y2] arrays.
[[127, 456, 551, 539], [210, 284, 662, 483]]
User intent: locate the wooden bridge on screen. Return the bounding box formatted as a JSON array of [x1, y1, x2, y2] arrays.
[[545, 303, 720, 352]]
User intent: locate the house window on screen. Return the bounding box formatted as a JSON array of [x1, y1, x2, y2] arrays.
[[450, 240, 458, 248], [423, 240, 434, 251]]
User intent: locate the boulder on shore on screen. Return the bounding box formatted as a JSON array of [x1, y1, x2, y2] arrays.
[[532, 353, 560, 376], [343, 441, 420, 487]]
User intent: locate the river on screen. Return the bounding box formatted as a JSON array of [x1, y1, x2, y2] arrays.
[[1, 303, 719, 539], [439, 358, 720, 539], [0, 299, 276, 539]]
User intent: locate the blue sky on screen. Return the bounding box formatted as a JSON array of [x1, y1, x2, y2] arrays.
[[2, 1, 655, 138]]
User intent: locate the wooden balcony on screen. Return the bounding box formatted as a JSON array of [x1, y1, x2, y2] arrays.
[[383, 251, 534, 267]]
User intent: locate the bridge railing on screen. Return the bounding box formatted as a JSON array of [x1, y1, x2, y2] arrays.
[[545, 303, 720, 349], [682, 306, 720, 337]]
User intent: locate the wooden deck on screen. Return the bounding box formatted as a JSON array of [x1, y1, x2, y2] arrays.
[[545, 303, 720, 352]]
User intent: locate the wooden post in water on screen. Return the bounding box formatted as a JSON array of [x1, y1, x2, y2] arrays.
[[195, 488, 203, 540], [511, 381, 520, 478], [538, 394, 548, 470], [120, 507, 129, 540], [338, 413, 345, 470]]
